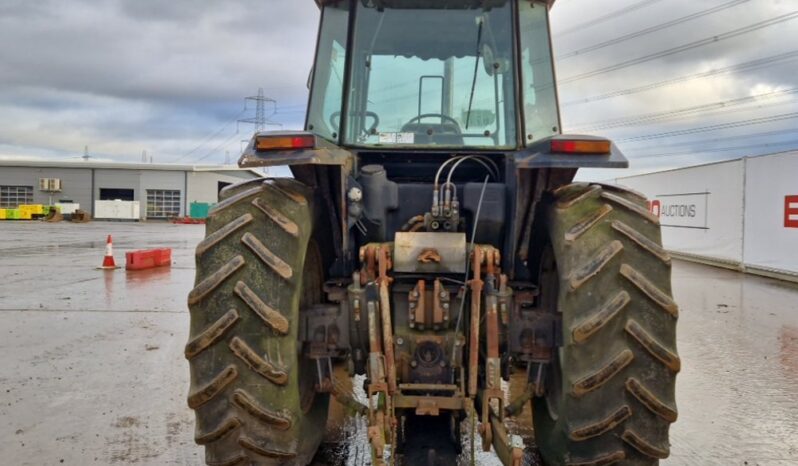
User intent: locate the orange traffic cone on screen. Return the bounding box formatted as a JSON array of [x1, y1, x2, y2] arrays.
[[98, 234, 120, 270]]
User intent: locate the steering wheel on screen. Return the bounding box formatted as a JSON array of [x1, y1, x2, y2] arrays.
[[402, 114, 463, 134], [329, 111, 380, 134]]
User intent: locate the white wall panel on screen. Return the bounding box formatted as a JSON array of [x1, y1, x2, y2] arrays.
[[0, 166, 92, 209], [186, 171, 259, 204]]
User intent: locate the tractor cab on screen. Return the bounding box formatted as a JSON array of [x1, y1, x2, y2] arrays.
[[306, 0, 560, 150]]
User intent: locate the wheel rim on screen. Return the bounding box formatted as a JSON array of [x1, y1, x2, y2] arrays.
[[545, 349, 563, 421], [538, 245, 562, 421], [299, 240, 324, 414]]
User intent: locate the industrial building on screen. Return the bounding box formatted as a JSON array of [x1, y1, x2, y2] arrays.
[[0, 160, 263, 220]]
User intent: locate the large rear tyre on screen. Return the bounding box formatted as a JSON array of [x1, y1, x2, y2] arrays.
[[186, 178, 329, 466], [533, 183, 679, 465]]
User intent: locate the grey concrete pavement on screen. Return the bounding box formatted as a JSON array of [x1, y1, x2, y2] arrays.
[[0, 222, 202, 466], [0, 222, 796, 465]]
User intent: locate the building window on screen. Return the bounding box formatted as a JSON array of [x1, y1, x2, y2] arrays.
[[146, 190, 181, 219], [99, 188, 135, 201], [0, 185, 34, 208]]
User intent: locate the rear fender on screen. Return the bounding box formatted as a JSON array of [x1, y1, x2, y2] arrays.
[[513, 135, 629, 170], [238, 131, 355, 171]]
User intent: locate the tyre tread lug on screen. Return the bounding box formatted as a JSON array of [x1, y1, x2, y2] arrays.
[[626, 377, 678, 423], [622, 428, 670, 459], [185, 309, 240, 359], [229, 337, 288, 385], [572, 349, 634, 397], [188, 365, 238, 409]]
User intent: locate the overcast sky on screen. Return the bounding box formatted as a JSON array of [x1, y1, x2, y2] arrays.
[[0, 0, 796, 178]]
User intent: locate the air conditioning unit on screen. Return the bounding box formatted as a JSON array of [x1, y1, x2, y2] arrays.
[[39, 178, 62, 192]]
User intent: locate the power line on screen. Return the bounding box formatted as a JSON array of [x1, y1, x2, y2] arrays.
[[625, 127, 798, 152], [559, 11, 798, 85], [193, 131, 242, 164], [274, 108, 310, 115], [561, 49, 798, 107], [177, 89, 282, 165], [557, 0, 749, 60], [556, 0, 666, 36], [571, 87, 798, 131], [630, 138, 798, 160], [618, 111, 798, 142], [171, 108, 247, 163]]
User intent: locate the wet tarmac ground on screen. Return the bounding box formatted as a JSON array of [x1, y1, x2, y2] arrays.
[[0, 221, 797, 465]]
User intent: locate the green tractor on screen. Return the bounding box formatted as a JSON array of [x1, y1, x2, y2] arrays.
[[186, 0, 679, 464]]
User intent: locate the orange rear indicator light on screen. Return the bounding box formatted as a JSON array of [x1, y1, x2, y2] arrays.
[[256, 135, 316, 151], [551, 139, 611, 155]]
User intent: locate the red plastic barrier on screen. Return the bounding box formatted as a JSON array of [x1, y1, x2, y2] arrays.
[[171, 217, 205, 224], [126, 248, 172, 271]]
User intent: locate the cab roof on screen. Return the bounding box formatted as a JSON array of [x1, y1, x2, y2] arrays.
[[315, 0, 556, 8]]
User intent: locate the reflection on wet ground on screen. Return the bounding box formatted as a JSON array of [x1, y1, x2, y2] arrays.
[[667, 262, 798, 466], [0, 222, 796, 465]]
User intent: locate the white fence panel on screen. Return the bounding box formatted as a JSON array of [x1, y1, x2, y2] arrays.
[[743, 152, 798, 276], [615, 160, 745, 265]]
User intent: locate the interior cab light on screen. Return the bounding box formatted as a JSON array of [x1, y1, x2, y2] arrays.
[[256, 134, 316, 152], [551, 138, 612, 155]]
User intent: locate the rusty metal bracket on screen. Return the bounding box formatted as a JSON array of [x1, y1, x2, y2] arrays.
[[359, 244, 379, 285], [376, 245, 397, 395], [482, 278, 504, 454], [409, 279, 450, 332], [303, 303, 349, 363], [418, 248, 442, 264], [490, 408, 525, 466], [359, 243, 399, 466], [468, 245, 484, 398], [409, 280, 426, 329], [366, 297, 390, 466], [432, 278, 449, 329]]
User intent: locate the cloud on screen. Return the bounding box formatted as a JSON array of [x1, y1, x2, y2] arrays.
[[0, 0, 319, 162], [0, 0, 796, 174], [549, 0, 798, 179]]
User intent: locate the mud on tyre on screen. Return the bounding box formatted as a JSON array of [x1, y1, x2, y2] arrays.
[[186, 178, 328, 466], [533, 183, 679, 466]]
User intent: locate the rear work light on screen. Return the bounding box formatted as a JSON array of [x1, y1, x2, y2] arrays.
[[255, 134, 316, 152], [551, 138, 612, 155]]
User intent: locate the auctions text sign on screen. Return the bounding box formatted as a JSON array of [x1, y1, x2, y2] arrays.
[[648, 193, 709, 230], [617, 159, 745, 263]]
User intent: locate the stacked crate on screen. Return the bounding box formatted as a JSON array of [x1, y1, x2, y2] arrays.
[[19, 204, 45, 220], [0, 205, 54, 220]]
